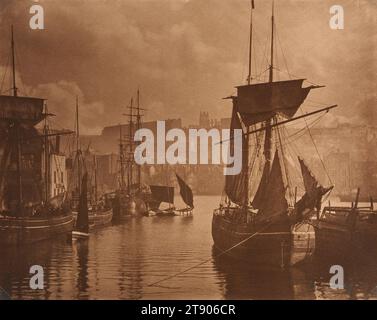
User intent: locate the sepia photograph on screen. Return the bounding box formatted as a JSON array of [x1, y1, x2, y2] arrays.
[[0, 0, 376, 305]]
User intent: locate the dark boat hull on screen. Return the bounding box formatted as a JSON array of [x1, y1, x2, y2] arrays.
[[313, 207, 377, 261], [0, 213, 73, 245], [73, 208, 113, 229], [211, 212, 292, 267]]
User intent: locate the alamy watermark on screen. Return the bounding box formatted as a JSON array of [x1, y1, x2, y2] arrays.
[[133, 121, 243, 176]]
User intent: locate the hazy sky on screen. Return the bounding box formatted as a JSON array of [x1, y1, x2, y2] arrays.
[[0, 0, 375, 134]]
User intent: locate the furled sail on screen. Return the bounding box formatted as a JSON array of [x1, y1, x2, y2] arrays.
[[236, 79, 318, 126], [255, 150, 288, 218], [0, 95, 44, 125], [224, 105, 248, 206], [149, 185, 174, 204], [0, 125, 43, 214], [176, 173, 194, 208], [295, 157, 333, 220], [75, 172, 89, 234]]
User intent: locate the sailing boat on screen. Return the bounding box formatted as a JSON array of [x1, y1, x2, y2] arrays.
[[313, 188, 377, 262], [0, 27, 73, 245], [146, 173, 194, 216], [147, 185, 175, 216], [175, 173, 194, 215], [211, 1, 336, 267], [71, 99, 113, 228], [72, 173, 89, 239], [111, 91, 148, 220]]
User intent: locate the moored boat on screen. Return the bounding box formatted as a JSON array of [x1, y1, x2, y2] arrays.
[[72, 173, 89, 239], [111, 91, 148, 220], [0, 27, 73, 245], [313, 189, 377, 261], [211, 1, 336, 267]]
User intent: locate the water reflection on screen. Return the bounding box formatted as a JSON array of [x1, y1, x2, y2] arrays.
[[73, 241, 89, 299], [1, 196, 377, 299], [212, 247, 294, 299]]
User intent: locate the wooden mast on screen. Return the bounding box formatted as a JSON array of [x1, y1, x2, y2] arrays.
[[44, 103, 50, 203], [264, 0, 274, 174], [76, 96, 81, 195], [93, 154, 98, 204], [136, 89, 141, 187], [11, 26, 17, 97], [244, 1, 254, 208], [119, 124, 126, 191], [128, 98, 133, 192], [11, 26, 23, 214]]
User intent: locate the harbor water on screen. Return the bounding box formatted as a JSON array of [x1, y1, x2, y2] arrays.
[[1, 196, 377, 300]]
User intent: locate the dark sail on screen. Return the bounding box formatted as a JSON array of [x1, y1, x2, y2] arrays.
[[75, 173, 89, 233], [0, 95, 44, 125], [224, 105, 248, 205], [295, 157, 333, 220], [149, 185, 174, 204], [176, 173, 194, 208], [251, 162, 269, 209], [257, 150, 288, 218], [236, 79, 318, 126]]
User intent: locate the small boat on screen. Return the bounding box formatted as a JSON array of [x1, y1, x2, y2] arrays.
[[175, 173, 194, 215], [313, 188, 377, 261], [146, 174, 195, 217], [147, 185, 176, 216], [72, 173, 89, 239]]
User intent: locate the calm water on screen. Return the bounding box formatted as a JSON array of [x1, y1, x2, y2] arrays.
[[1, 196, 377, 300]]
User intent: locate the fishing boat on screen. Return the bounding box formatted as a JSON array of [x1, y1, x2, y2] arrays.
[[72, 173, 90, 239], [175, 173, 194, 215], [211, 1, 336, 267], [0, 27, 73, 245], [146, 174, 194, 216], [313, 188, 377, 261], [71, 99, 113, 227], [147, 185, 176, 216], [111, 91, 148, 221]]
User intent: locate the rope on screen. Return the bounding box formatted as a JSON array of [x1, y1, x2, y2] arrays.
[[300, 108, 333, 186], [147, 220, 274, 288]]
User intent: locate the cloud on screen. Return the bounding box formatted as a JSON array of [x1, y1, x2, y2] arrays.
[[0, 0, 375, 134]]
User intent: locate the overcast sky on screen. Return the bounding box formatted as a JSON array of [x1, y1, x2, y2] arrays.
[[0, 0, 375, 134]]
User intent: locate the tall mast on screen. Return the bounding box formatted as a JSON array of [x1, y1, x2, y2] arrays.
[[128, 98, 133, 191], [44, 103, 49, 202], [269, 0, 274, 83], [11, 25, 18, 97], [244, 1, 254, 207], [136, 89, 141, 187], [247, 0, 254, 85], [93, 154, 98, 204], [119, 124, 125, 191], [264, 0, 275, 173], [76, 96, 81, 195], [11, 26, 22, 213]]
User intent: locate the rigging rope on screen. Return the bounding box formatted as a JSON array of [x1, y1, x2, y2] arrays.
[[300, 108, 333, 186], [147, 220, 274, 288]]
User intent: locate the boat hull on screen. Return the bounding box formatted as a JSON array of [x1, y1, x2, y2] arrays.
[[73, 208, 113, 229], [313, 207, 377, 261], [211, 212, 292, 268], [112, 196, 147, 221], [0, 213, 73, 245]]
